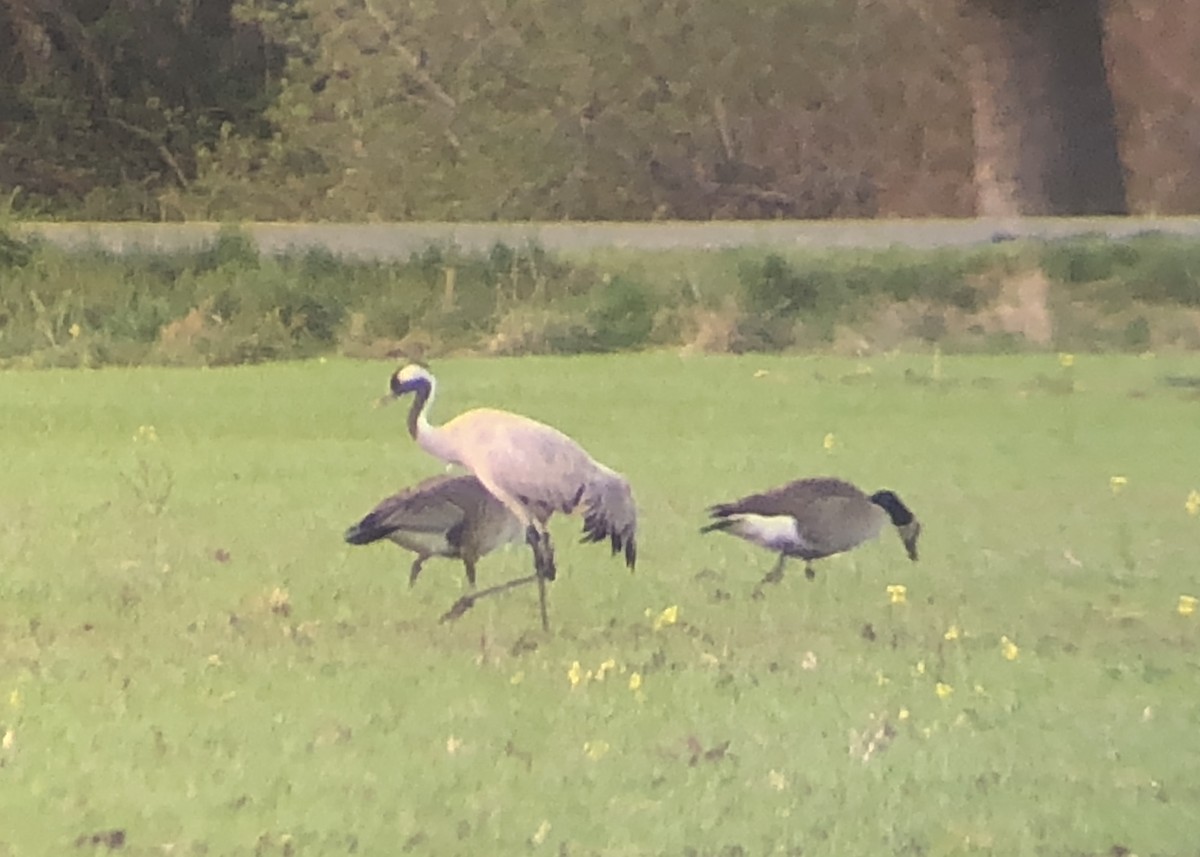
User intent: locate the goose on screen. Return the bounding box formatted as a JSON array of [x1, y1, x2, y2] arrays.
[[384, 363, 638, 629], [701, 477, 920, 593], [344, 473, 524, 588]]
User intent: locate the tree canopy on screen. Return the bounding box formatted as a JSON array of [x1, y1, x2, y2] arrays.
[[0, 0, 1194, 220]]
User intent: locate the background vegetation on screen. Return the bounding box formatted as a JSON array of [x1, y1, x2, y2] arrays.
[[1, 0, 1197, 220], [2, 354, 1198, 855], [3, 226, 1200, 368]]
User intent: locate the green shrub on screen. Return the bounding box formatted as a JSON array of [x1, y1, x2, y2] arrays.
[[1123, 315, 1152, 350], [0, 229, 35, 269], [1040, 235, 1139, 284], [587, 276, 657, 351], [741, 254, 821, 316], [5, 231, 1200, 366], [193, 226, 260, 274], [1127, 244, 1200, 306]]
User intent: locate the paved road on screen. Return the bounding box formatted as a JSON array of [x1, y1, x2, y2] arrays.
[[14, 217, 1200, 259]]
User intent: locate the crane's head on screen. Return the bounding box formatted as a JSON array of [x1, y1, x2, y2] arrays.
[[389, 363, 434, 399]]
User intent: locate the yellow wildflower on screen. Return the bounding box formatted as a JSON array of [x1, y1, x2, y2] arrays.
[[876, 670, 890, 686], [2, 729, 13, 751], [583, 740, 610, 760], [1186, 490, 1200, 517], [446, 735, 462, 754], [943, 624, 961, 641], [823, 433, 837, 452], [628, 672, 643, 691], [531, 821, 551, 846], [886, 584, 907, 605], [767, 769, 788, 791], [69, 322, 81, 339], [1000, 636, 1020, 661], [8, 690, 19, 710], [653, 605, 679, 630], [595, 658, 616, 681], [897, 707, 910, 721], [1109, 476, 1127, 496], [567, 661, 584, 688], [1058, 353, 1075, 368], [753, 369, 770, 378], [914, 660, 926, 676], [267, 587, 290, 616], [510, 670, 525, 685], [935, 682, 954, 700], [1178, 595, 1197, 617], [133, 424, 159, 443]]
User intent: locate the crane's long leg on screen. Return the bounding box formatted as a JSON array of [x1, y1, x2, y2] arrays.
[[528, 525, 554, 631], [439, 574, 539, 624], [536, 573, 549, 631], [526, 524, 557, 582], [438, 529, 554, 630], [463, 477, 555, 629]]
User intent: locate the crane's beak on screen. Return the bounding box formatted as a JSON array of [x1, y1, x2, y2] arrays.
[[372, 394, 394, 409]]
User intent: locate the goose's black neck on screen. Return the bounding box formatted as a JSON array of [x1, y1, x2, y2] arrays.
[[870, 490, 913, 526]]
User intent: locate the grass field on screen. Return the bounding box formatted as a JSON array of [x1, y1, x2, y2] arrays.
[[2, 352, 1199, 856]]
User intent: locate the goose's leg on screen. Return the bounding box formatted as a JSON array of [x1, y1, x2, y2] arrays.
[[408, 556, 426, 588], [804, 562, 816, 581], [752, 554, 788, 599], [463, 556, 478, 589]]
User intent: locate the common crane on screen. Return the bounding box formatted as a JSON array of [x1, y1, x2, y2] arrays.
[[385, 363, 638, 629]]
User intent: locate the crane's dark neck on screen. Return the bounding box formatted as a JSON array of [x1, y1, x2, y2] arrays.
[[405, 380, 432, 440], [870, 490, 914, 526]]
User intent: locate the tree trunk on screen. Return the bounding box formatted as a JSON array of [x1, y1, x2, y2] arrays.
[[961, 0, 1127, 216]]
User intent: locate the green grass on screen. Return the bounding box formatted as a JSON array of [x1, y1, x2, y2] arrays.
[[3, 353, 1199, 856]]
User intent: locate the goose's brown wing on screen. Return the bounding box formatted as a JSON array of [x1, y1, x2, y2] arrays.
[[344, 475, 472, 545], [707, 477, 866, 519]]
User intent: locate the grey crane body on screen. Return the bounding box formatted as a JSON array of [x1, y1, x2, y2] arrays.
[[385, 364, 638, 629], [345, 473, 525, 587], [702, 477, 920, 591]]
